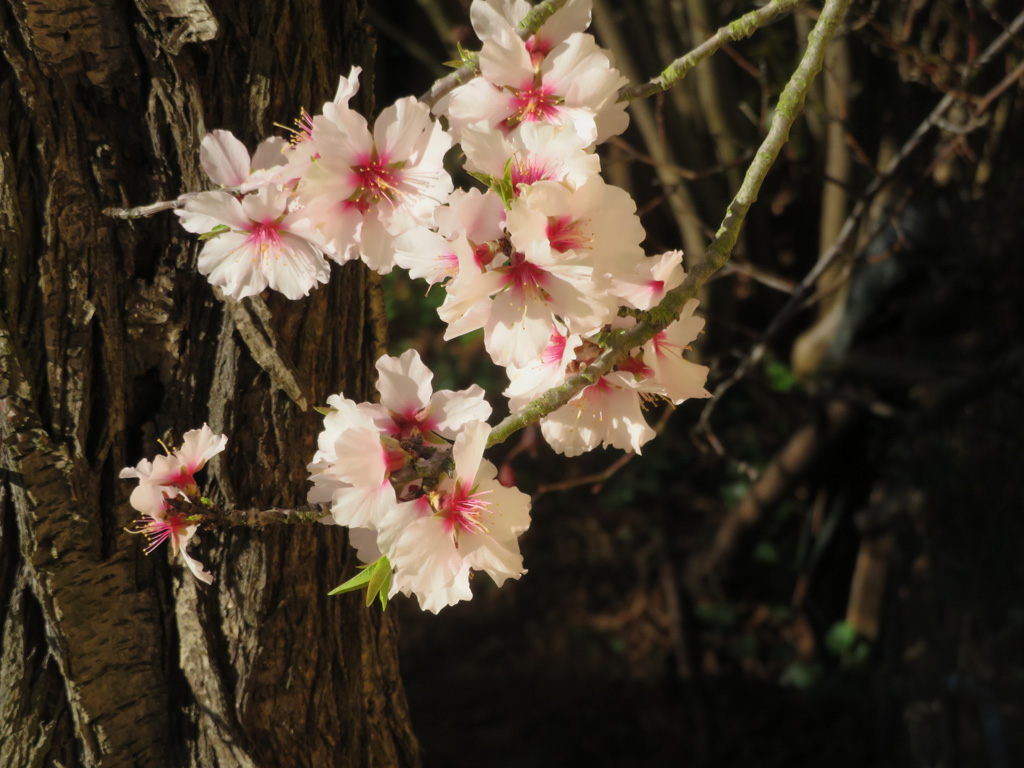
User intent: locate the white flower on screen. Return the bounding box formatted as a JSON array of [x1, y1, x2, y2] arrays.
[[299, 91, 453, 273], [372, 349, 493, 441], [462, 122, 601, 193], [199, 129, 289, 192], [438, 31, 628, 147], [306, 394, 399, 530], [119, 425, 227, 584], [504, 323, 582, 409], [609, 250, 687, 311], [386, 422, 531, 613], [642, 299, 712, 404], [307, 349, 491, 532], [393, 189, 505, 286], [176, 187, 330, 300], [471, 0, 592, 54]]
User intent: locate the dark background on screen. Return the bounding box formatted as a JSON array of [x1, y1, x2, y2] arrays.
[[366, 1, 1024, 766]]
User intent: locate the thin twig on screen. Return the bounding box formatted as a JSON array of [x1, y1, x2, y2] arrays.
[[489, 0, 851, 448], [619, 0, 807, 102], [697, 7, 1024, 432], [608, 136, 755, 181], [533, 406, 675, 499], [972, 56, 1024, 115]]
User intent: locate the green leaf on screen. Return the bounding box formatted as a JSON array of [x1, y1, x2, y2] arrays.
[[825, 620, 859, 655], [377, 567, 391, 611], [329, 556, 392, 612], [328, 559, 378, 595], [198, 224, 230, 241], [763, 355, 797, 393], [498, 158, 515, 209], [780, 660, 822, 689], [366, 557, 391, 607], [457, 42, 478, 66]]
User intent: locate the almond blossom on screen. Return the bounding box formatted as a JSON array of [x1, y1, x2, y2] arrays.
[[461, 122, 601, 193], [198, 129, 289, 192], [504, 323, 582, 407], [176, 187, 330, 300], [394, 189, 506, 285], [385, 421, 531, 613], [539, 370, 658, 456], [298, 76, 453, 273], [119, 425, 228, 584], [610, 250, 687, 311], [307, 349, 492, 533], [641, 299, 712, 404], [470, 0, 592, 53], [526, 304, 710, 456], [437, 29, 628, 147]]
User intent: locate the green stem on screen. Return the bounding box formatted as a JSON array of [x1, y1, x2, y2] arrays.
[[487, 0, 850, 448], [619, 0, 807, 102]]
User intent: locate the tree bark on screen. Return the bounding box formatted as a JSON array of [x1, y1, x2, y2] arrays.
[[0, 1, 419, 766]]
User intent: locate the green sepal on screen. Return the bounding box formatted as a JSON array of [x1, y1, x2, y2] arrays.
[[313, 405, 334, 416], [328, 558, 379, 595], [367, 559, 392, 610], [497, 158, 515, 210], [467, 171, 495, 190], [198, 224, 230, 240]]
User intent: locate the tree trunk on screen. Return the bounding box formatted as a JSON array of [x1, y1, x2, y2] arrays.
[[0, 1, 420, 766]]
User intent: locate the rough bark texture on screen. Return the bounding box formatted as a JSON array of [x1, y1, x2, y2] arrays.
[[0, 1, 418, 766]]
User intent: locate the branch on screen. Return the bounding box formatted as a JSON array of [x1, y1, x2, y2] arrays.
[[618, 0, 807, 102], [488, 0, 851, 448], [209, 503, 327, 528], [166, 496, 327, 528]]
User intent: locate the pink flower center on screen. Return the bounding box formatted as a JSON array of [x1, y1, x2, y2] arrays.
[[287, 108, 315, 145], [503, 81, 560, 129], [349, 151, 402, 212], [510, 157, 552, 190], [439, 481, 491, 538], [546, 215, 590, 253], [247, 221, 282, 252], [505, 252, 549, 300], [473, 242, 495, 269], [441, 250, 460, 276], [388, 406, 438, 440], [132, 513, 188, 556]]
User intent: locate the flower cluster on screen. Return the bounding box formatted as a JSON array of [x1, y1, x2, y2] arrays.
[[120, 425, 227, 583], [308, 350, 530, 613], [140, 0, 712, 610]]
